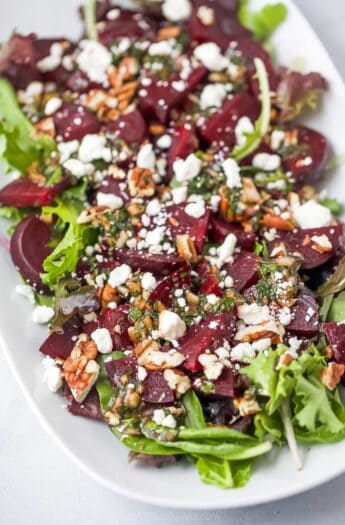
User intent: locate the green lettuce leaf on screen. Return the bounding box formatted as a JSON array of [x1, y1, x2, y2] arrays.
[[84, 0, 98, 41], [238, 1, 288, 42], [326, 291, 345, 322], [194, 456, 252, 489], [182, 390, 206, 429], [0, 78, 55, 172]]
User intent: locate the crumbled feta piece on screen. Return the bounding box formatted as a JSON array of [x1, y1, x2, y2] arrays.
[[293, 200, 332, 229], [63, 158, 93, 178], [279, 308, 292, 326], [16, 283, 35, 304], [152, 408, 165, 425], [79, 134, 111, 163], [32, 305, 54, 324], [222, 158, 241, 188], [148, 40, 174, 56], [173, 153, 201, 182], [197, 5, 215, 25], [311, 234, 332, 250], [210, 194, 221, 212], [230, 342, 256, 362], [207, 294, 219, 305], [288, 337, 302, 358], [137, 143, 156, 170], [252, 338, 272, 352], [146, 198, 161, 216], [44, 96, 62, 116], [164, 369, 191, 395], [162, 0, 192, 21], [96, 192, 123, 210], [159, 310, 186, 341], [146, 227, 165, 247], [185, 200, 206, 218], [108, 264, 132, 288], [238, 303, 271, 325], [235, 116, 254, 145], [58, 140, 79, 163], [91, 328, 113, 354], [252, 152, 281, 171], [198, 353, 224, 380], [200, 83, 227, 109], [161, 414, 177, 428], [224, 275, 234, 288], [171, 186, 188, 204], [271, 129, 285, 150], [194, 42, 228, 71], [156, 134, 172, 150], [216, 233, 237, 268], [141, 272, 157, 290], [171, 80, 186, 92], [137, 365, 148, 381], [42, 357, 63, 392], [77, 40, 112, 83]]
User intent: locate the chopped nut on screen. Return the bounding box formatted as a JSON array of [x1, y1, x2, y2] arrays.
[[33, 117, 55, 138], [320, 362, 345, 390], [97, 283, 119, 312], [63, 336, 100, 403], [157, 26, 181, 41], [176, 234, 198, 263], [128, 167, 155, 197], [234, 394, 261, 416], [163, 368, 191, 396], [136, 340, 185, 370], [235, 320, 285, 344], [276, 352, 294, 370], [197, 5, 215, 25]]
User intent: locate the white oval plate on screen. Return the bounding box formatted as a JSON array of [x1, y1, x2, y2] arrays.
[[1, 0, 345, 510]]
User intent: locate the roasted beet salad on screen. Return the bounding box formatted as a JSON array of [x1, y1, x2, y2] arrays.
[[1, 0, 345, 489]]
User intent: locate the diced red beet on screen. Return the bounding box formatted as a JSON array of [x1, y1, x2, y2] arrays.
[[167, 123, 199, 175], [213, 367, 237, 397], [199, 273, 222, 297], [64, 70, 102, 93], [0, 33, 39, 88], [268, 225, 344, 270], [225, 252, 260, 292], [111, 249, 185, 275], [39, 318, 81, 360], [210, 214, 257, 250], [0, 176, 71, 208], [149, 264, 191, 307], [189, 0, 250, 50], [106, 354, 137, 388], [92, 175, 130, 205], [99, 304, 133, 350], [53, 102, 101, 141], [82, 320, 99, 337], [198, 92, 260, 148], [179, 312, 236, 372], [32, 38, 72, 83], [138, 67, 206, 124], [287, 292, 319, 337], [165, 203, 211, 253], [104, 110, 147, 146], [282, 126, 329, 186], [323, 322, 345, 365], [10, 216, 51, 291], [65, 387, 104, 421], [98, 10, 157, 46], [142, 371, 175, 404]]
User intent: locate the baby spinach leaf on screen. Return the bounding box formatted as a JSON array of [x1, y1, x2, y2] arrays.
[[182, 390, 206, 429], [327, 291, 345, 322]]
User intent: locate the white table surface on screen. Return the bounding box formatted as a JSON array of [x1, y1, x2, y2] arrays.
[[1, 1, 345, 523]]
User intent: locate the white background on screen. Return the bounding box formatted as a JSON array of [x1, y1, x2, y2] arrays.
[[1, 1, 345, 523]]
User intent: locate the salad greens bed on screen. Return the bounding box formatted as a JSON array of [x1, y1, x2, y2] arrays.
[[1, 0, 345, 490]]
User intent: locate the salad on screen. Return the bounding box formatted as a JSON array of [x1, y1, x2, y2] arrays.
[[1, 0, 345, 490]]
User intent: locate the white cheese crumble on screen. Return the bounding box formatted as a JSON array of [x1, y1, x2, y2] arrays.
[[163, 369, 191, 394], [16, 283, 35, 304], [159, 310, 186, 341], [96, 192, 123, 210], [91, 328, 113, 354], [173, 153, 202, 182], [252, 152, 281, 171], [235, 116, 254, 145], [311, 234, 332, 250], [230, 342, 256, 362], [216, 233, 237, 268], [79, 134, 111, 163], [171, 186, 188, 204], [185, 200, 206, 218], [200, 83, 227, 110], [137, 365, 148, 381], [162, 0, 192, 21], [141, 272, 157, 290], [148, 40, 174, 56], [193, 42, 228, 72], [146, 198, 161, 216], [42, 357, 63, 393], [63, 158, 93, 178], [152, 408, 165, 425], [222, 158, 241, 188], [198, 353, 224, 380], [161, 414, 177, 428], [58, 140, 79, 163], [44, 96, 62, 116], [32, 305, 54, 324], [293, 200, 332, 229], [137, 143, 156, 170], [76, 40, 112, 83], [108, 264, 132, 288], [237, 303, 271, 325], [271, 129, 285, 150], [156, 134, 172, 150]]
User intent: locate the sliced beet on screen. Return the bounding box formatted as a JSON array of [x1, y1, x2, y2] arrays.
[[142, 371, 175, 404], [165, 203, 211, 253], [189, 0, 250, 50], [105, 354, 137, 388], [225, 252, 260, 292], [167, 123, 199, 177], [149, 264, 191, 307], [33, 38, 72, 83], [65, 386, 104, 421], [64, 70, 102, 93], [99, 304, 133, 350], [10, 216, 51, 291], [210, 214, 257, 250], [0, 176, 71, 208], [53, 102, 101, 141], [112, 249, 185, 275], [323, 322, 345, 365], [139, 67, 206, 124], [199, 273, 222, 297], [287, 291, 319, 337], [198, 92, 260, 148], [268, 225, 344, 270], [0, 33, 39, 88], [213, 367, 237, 397], [179, 311, 236, 372], [104, 110, 147, 146], [92, 175, 130, 205], [98, 10, 157, 46], [282, 126, 329, 186], [39, 318, 81, 360]]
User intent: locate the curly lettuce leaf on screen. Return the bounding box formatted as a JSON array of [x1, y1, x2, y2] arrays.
[[0, 78, 55, 172], [194, 456, 252, 489], [238, 1, 288, 42]]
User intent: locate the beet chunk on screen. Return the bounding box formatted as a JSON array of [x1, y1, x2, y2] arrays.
[[165, 203, 211, 253], [323, 322, 345, 365], [210, 215, 257, 250], [53, 102, 101, 141], [225, 252, 260, 292], [39, 318, 81, 360], [198, 92, 260, 148], [142, 371, 175, 404], [268, 225, 344, 270], [106, 354, 137, 388], [0, 33, 39, 88], [179, 312, 236, 372], [282, 126, 329, 186], [149, 264, 191, 307], [98, 10, 157, 46], [104, 110, 147, 146], [65, 386, 104, 421], [112, 249, 185, 275], [99, 304, 133, 350], [64, 70, 102, 93], [167, 123, 199, 179], [213, 367, 237, 397], [0, 176, 71, 208], [10, 216, 51, 291], [287, 292, 319, 337]]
